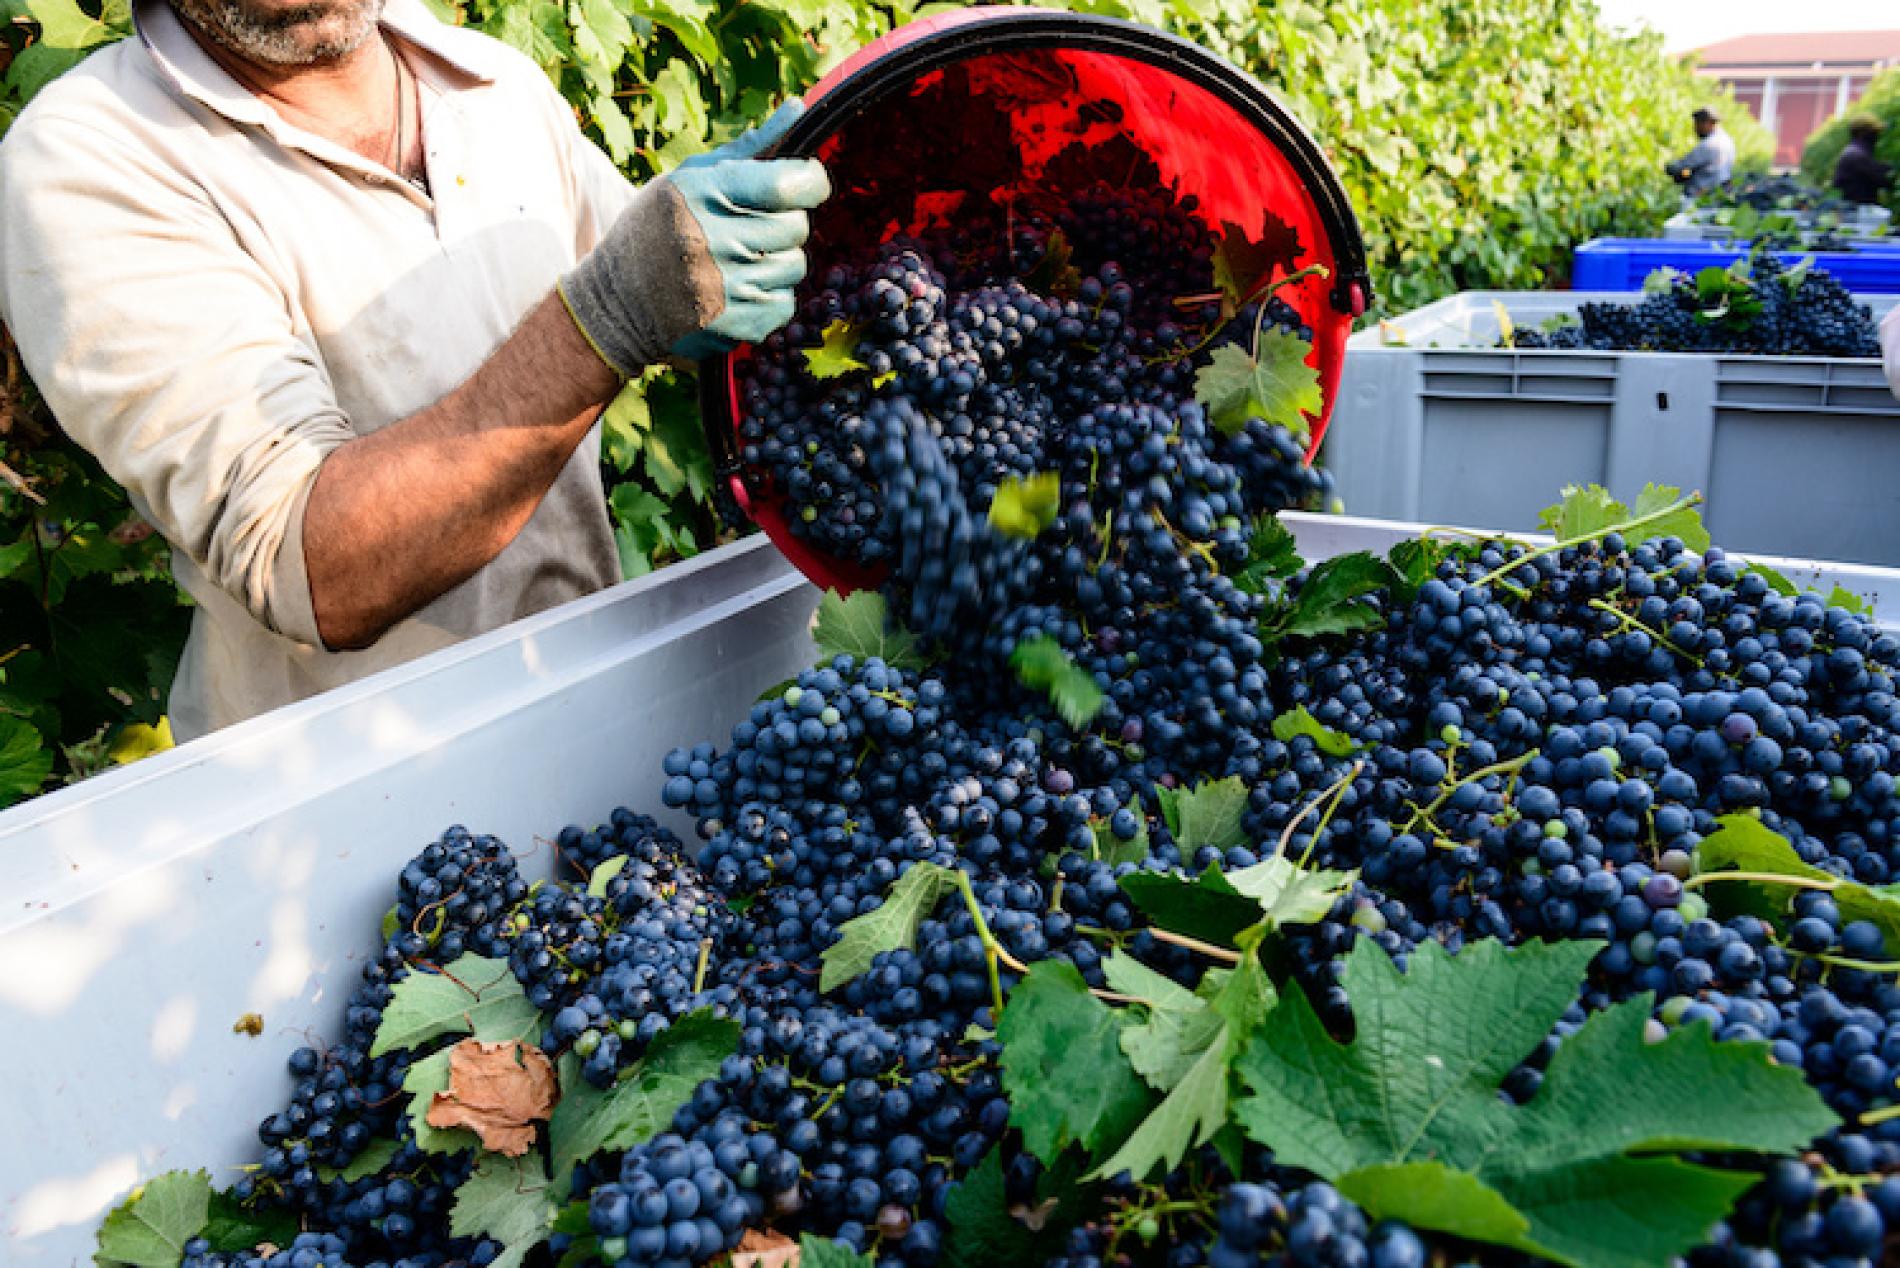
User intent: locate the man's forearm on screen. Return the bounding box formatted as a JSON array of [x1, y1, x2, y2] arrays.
[[302, 290, 622, 649]]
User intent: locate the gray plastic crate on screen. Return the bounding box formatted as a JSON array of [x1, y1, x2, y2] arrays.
[[5, 518, 1900, 1264], [1663, 205, 1893, 242], [1324, 291, 1900, 567]]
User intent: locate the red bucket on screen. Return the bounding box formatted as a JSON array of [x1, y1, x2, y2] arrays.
[[697, 8, 1370, 595]]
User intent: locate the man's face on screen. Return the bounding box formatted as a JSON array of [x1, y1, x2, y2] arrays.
[[171, 0, 385, 67], [1695, 119, 1715, 138]]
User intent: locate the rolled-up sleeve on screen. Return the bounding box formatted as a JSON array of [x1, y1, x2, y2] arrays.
[[0, 111, 350, 646], [1883, 306, 1900, 402]]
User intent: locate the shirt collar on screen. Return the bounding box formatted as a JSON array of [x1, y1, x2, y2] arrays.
[[134, 0, 501, 131]]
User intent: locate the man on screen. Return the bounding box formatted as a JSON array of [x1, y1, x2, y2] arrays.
[[0, 0, 828, 740], [1667, 107, 1736, 197], [1833, 117, 1893, 206], [1885, 307, 1900, 403]]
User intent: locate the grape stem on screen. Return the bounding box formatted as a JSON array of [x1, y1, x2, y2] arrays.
[[952, 871, 1027, 1018], [1148, 927, 1242, 965], [1680, 870, 1840, 894], [1859, 1102, 1900, 1126], [692, 938, 712, 995], [1586, 598, 1704, 666], [1296, 760, 1366, 869], [1470, 492, 1703, 591]]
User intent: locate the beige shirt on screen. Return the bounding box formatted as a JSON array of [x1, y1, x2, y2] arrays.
[[0, 0, 633, 739]]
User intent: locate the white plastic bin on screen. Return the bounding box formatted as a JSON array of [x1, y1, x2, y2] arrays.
[[4, 519, 1899, 1264], [1324, 292, 1900, 568]]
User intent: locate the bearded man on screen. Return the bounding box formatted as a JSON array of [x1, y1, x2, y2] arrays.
[[0, 0, 827, 739]]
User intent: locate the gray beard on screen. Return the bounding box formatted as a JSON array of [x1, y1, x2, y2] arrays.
[[172, 0, 385, 67]]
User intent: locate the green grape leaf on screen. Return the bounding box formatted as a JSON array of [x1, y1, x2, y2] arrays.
[[988, 472, 1061, 540], [1025, 228, 1081, 298], [1234, 938, 1837, 1268], [1268, 552, 1394, 641], [315, 1136, 402, 1183], [1537, 484, 1625, 540], [1270, 706, 1357, 756], [1827, 585, 1875, 618], [812, 589, 928, 672], [1009, 634, 1105, 730], [94, 1170, 211, 1268], [448, 1153, 555, 1268], [997, 960, 1153, 1164], [1743, 562, 1799, 597], [0, 713, 54, 806], [548, 1010, 741, 1193], [1119, 866, 1262, 950], [1087, 954, 1270, 1182], [1630, 483, 1711, 551], [820, 862, 962, 992], [1193, 332, 1321, 439], [25, 0, 124, 48], [401, 1048, 480, 1155], [200, 1190, 299, 1254], [1091, 797, 1151, 868], [943, 1145, 1083, 1268], [1154, 776, 1248, 852], [1386, 538, 1454, 601], [551, 1201, 591, 1237], [1233, 514, 1304, 596], [1336, 1161, 1530, 1247], [1100, 951, 1200, 1013], [370, 956, 540, 1057], [804, 318, 868, 379], [1694, 814, 1900, 954], [586, 854, 630, 898], [801, 1234, 879, 1268], [1224, 855, 1360, 929]]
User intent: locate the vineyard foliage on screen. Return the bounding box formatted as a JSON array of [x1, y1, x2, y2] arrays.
[[0, 0, 1769, 804], [1801, 67, 1900, 208]]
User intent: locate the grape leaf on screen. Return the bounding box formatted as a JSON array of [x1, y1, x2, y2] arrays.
[[987, 472, 1061, 540], [1386, 538, 1454, 601], [1025, 228, 1081, 298], [820, 861, 962, 992], [1009, 634, 1105, 730], [1192, 330, 1321, 439], [586, 854, 629, 898], [314, 1136, 402, 1183], [800, 1234, 878, 1268], [1630, 483, 1711, 551], [1224, 855, 1359, 929], [1233, 514, 1303, 596], [1827, 585, 1875, 618], [0, 713, 53, 805], [1234, 938, 1837, 1268], [200, 1190, 299, 1254], [1694, 814, 1900, 954], [1267, 553, 1394, 641], [370, 956, 540, 1057], [803, 318, 867, 379], [1100, 951, 1200, 1013], [812, 590, 928, 672], [1270, 706, 1357, 756], [402, 1048, 481, 1155], [95, 1170, 211, 1268], [1120, 866, 1263, 949], [997, 960, 1153, 1164], [1336, 1161, 1529, 1247], [1154, 776, 1248, 852], [944, 1145, 1079, 1268], [1086, 953, 1270, 1182], [1537, 484, 1624, 541], [548, 1010, 741, 1193], [1742, 562, 1799, 597], [1212, 217, 1304, 314], [448, 1153, 554, 1268], [1091, 797, 1150, 868]]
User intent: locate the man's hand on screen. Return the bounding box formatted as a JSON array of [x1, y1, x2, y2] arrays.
[[558, 100, 830, 374]]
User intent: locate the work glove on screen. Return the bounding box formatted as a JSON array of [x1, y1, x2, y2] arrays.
[[559, 100, 829, 376]]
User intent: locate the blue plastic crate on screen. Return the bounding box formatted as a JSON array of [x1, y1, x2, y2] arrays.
[[1572, 238, 1900, 293]]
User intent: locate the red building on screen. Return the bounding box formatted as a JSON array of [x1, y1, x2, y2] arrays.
[[1691, 30, 1900, 167]]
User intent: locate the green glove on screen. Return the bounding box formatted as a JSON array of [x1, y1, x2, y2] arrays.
[[559, 101, 830, 376]]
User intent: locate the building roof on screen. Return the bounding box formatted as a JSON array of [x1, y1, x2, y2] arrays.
[[1691, 30, 1900, 73]]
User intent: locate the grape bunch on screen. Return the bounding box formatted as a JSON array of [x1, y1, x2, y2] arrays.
[[1514, 248, 1882, 357]]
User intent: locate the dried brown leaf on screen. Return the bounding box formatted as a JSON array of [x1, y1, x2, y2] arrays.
[[730, 1227, 801, 1268], [425, 1038, 558, 1157]]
